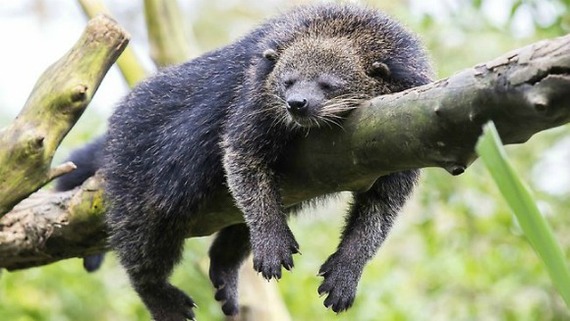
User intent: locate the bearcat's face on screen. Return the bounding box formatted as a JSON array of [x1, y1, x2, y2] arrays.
[[264, 37, 394, 129]]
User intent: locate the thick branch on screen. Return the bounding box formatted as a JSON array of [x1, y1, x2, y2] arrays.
[[0, 15, 129, 216], [77, 0, 147, 86], [0, 177, 106, 269], [1, 34, 570, 270]]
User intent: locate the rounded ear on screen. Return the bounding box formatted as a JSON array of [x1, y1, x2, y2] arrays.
[[368, 61, 391, 79], [263, 49, 279, 61]]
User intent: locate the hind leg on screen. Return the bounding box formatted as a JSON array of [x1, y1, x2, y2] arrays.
[[109, 211, 196, 321], [208, 223, 251, 316]]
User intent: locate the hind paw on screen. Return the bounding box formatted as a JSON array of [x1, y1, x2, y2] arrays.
[[317, 252, 362, 313], [138, 283, 197, 321], [209, 264, 240, 315]]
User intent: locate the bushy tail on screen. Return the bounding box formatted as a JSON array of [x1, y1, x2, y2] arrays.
[[55, 135, 106, 272], [55, 135, 106, 192]]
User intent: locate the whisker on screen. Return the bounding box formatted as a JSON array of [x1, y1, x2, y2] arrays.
[[255, 93, 369, 130], [322, 117, 346, 131]]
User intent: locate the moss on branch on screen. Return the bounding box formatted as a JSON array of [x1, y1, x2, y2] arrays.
[[77, 0, 147, 86]]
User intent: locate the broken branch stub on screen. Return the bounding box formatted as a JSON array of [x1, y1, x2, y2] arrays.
[[0, 15, 130, 216]]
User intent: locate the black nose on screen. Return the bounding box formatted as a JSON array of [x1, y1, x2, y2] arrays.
[[286, 98, 308, 115]]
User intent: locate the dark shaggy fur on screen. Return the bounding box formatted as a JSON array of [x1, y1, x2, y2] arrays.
[[103, 4, 432, 320]]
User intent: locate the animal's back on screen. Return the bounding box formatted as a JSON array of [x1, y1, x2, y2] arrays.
[[104, 42, 250, 214]]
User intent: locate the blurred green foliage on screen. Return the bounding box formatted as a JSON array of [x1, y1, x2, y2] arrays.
[[1, 0, 570, 320]]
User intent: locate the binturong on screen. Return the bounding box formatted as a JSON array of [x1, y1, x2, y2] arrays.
[[63, 3, 434, 321]]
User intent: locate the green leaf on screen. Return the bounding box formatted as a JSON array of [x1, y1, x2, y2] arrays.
[[476, 121, 570, 307]]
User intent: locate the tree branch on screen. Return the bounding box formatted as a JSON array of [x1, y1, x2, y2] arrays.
[[77, 0, 147, 86], [0, 15, 129, 216], [0, 176, 106, 270], [1, 34, 570, 270]]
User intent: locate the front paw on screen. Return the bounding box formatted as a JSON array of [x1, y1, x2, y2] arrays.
[[317, 252, 363, 313], [251, 228, 299, 280]]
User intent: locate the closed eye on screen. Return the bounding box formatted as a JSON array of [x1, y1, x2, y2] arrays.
[[284, 78, 296, 88], [318, 81, 334, 91], [317, 76, 346, 92]]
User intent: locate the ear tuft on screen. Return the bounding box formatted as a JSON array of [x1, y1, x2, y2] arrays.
[[369, 61, 391, 79], [263, 49, 279, 61]]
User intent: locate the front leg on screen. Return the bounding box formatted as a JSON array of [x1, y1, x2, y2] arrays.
[[318, 170, 419, 312], [223, 148, 299, 280]]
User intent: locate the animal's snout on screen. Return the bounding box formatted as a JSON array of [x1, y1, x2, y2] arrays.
[[286, 96, 309, 116]]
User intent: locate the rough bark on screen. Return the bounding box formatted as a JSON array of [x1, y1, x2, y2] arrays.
[[0, 15, 129, 216], [0, 176, 106, 269], [1, 34, 570, 270]]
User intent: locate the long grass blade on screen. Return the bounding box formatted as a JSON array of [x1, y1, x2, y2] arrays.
[[476, 121, 570, 307]]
